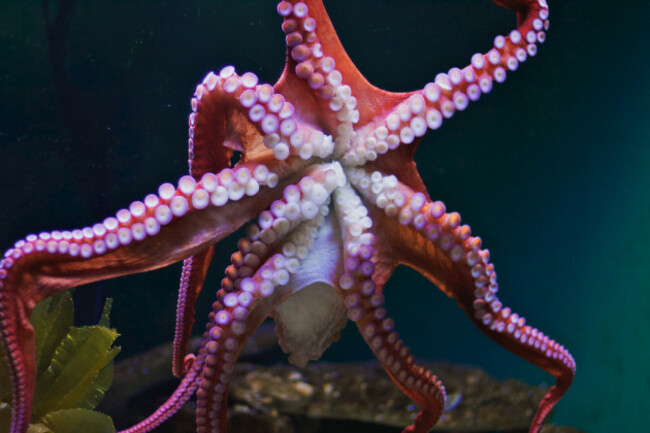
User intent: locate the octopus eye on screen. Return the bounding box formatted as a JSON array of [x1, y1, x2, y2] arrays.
[[230, 151, 243, 168]]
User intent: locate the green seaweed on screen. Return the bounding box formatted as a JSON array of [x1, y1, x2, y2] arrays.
[[0, 292, 119, 433]]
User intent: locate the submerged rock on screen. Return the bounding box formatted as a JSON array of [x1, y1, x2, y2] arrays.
[[228, 361, 551, 432], [101, 339, 582, 432]]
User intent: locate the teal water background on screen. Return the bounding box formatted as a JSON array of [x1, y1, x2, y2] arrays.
[[0, 1, 648, 432]]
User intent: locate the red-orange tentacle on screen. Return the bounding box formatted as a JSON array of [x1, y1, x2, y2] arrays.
[[332, 184, 446, 433], [172, 247, 215, 377], [275, 0, 408, 130], [0, 160, 286, 433], [344, 0, 550, 166], [348, 167, 575, 433], [174, 64, 320, 377], [118, 350, 205, 433], [194, 164, 343, 432]]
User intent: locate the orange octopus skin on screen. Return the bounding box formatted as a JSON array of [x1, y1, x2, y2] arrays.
[[0, 1, 574, 432]]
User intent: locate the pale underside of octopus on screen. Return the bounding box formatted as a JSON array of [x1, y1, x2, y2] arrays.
[[0, 1, 574, 432]]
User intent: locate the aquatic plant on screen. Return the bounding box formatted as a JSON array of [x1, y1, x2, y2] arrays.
[[0, 292, 118, 433]]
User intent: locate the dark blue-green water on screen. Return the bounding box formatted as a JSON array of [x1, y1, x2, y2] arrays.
[[1, 1, 648, 432]]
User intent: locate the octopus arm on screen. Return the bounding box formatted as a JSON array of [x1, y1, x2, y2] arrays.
[[168, 164, 346, 433], [114, 163, 345, 433], [174, 65, 317, 376], [343, 0, 551, 168], [0, 160, 291, 433], [349, 167, 575, 433], [329, 184, 446, 433], [274, 0, 409, 130], [172, 246, 215, 377]]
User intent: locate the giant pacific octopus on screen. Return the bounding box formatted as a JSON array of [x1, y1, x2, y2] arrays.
[[0, 1, 575, 432]]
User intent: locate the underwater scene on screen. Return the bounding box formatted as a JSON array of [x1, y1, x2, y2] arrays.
[[0, 0, 648, 432]]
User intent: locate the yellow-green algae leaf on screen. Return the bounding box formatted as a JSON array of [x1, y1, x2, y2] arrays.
[[31, 293, 74, 379], [0, 295, 71, 406], [40, 408, 114, 433], [32, 325, 120, 419], [1, 292, 118, 432], [26, 423, 52, 433], [98, 297, 113, 329]]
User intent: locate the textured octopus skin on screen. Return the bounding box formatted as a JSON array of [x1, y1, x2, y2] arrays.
[[0, 1, 574, 432]]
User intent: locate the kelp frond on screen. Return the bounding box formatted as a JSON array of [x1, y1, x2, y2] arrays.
[[0, 292, 119, 433]]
